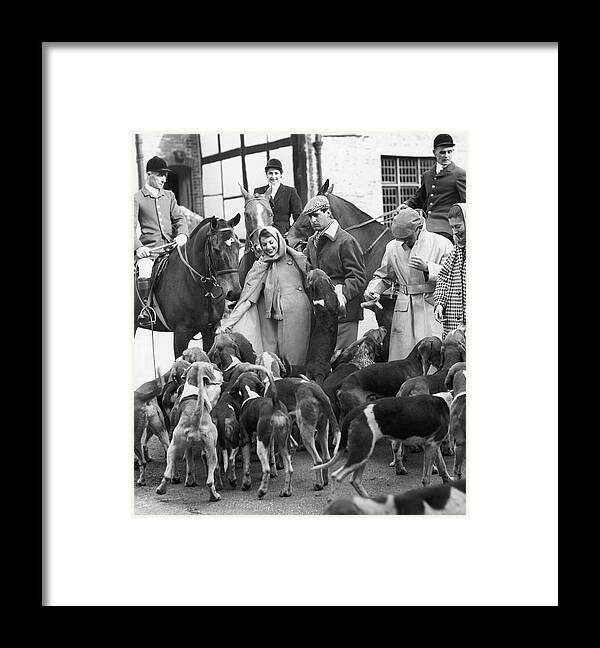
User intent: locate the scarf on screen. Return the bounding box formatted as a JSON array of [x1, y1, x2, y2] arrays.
[[238, 226, 309, 321]]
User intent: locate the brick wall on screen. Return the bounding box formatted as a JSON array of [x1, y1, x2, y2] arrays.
[[304, 132, 468, 219]]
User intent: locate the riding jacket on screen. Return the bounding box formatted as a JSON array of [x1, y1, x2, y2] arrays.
[[134, 186, 189, 251]]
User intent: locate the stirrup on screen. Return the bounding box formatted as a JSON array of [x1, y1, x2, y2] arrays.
[[138, 304, 157, 326]]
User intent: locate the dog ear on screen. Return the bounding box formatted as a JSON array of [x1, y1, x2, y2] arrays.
[[417, 340, 432, 375], [277, 356, 286, 377]]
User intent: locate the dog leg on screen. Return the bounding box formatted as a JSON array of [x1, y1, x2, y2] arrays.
[[134, 406, 148, 486], [394, 441, 408, 476], [228, 447, 238, 488], [256, 438, 271, 499], [441, 432, 454, 456], [316, 419, 331, 487], [349, 463, 370, 498], [421, 445, 437, 487], [299, 422, 324, 491], [269, 436, 278, 479], [156, 438, 183, 495], [276, 423, 293, 498], [203, 434, 221, 502], [434, 447, 452, 483], [389, 439, 398, 467], [185, 447, 197, 487], [454, 442, 466, 480], [241, 443, 252, 491]]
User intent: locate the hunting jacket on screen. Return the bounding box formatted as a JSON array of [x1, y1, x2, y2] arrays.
[[307, 224, 367, 323], [404, 162, 466, 237], [134, 186, 189, 251], [253, 184, 303, 233]]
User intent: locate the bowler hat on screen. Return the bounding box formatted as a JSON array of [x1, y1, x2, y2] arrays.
[[433, 134, 455, 149], [146, 156, 173, 174], [265, 158, 283, 173]]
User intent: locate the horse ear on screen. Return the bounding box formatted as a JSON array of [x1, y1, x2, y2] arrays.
[[210, 215, 218, 229], [318, 179, 329, 195], [328, 183, 334, 194], [239, 184, 250, 201], [230, 213, 241, 227], [262, 185, 273, 200]]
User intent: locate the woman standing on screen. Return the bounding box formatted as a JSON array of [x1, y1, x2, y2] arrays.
[[219, 226, 312, 367]]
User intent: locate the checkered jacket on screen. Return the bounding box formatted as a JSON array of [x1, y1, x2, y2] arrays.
[[434, 244, 466, 337]]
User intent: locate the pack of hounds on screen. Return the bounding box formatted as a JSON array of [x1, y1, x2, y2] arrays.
[[134, 320, 467, 515]]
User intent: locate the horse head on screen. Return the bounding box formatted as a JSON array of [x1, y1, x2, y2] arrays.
[[204, 214, 242, 302], [239, 184, 273, 255]]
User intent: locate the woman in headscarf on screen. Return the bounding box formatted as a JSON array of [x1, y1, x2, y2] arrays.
[[219, 225, 312, 367], [434, 203, 467, 339]]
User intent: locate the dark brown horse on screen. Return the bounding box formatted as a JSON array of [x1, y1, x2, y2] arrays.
[[286, 180, 397, 360], [134, 215, 242, 358], [237, 184, 274, 288]]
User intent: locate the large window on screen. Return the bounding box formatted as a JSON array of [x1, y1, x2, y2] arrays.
[[381, 156, 435, 225]]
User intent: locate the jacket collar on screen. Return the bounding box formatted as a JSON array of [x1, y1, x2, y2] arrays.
[[434, 161, 456, 176], [141, 184, 166, 198]]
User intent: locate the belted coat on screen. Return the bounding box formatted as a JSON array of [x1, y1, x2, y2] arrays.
[[366, 228, 453, 361]]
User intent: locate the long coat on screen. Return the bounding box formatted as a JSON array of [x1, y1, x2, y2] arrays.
[[404, 162, 466, 237], [253, 184, 303, 235], [230, 247, 311, 366], [366, 229, 453, 361]]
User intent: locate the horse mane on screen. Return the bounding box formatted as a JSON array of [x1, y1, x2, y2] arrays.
[[188, 217, 214, 241]]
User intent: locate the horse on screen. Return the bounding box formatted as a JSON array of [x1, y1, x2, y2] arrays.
[[134, 215, 242, 359], [237, 184, 274, 288], [285, 180, 396, 360]]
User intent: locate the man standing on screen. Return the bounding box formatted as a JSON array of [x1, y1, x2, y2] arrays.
[[303, 195, 367, 350], [134, 156, 189, 325], [434, 203, 467, 338], [363, 209, 453, 361], [400, 133, 466, 241], [253, 158, 303, 236]]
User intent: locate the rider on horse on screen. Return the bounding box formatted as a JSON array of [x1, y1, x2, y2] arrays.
[[134, 156, 190, 326]]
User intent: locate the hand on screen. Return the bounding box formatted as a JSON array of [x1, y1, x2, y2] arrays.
[[434, 305, 444, 323], [363, 289, 379, 302], [136, 246, 151, 259], [334, 284, 347, 307], [174, 234, 188, 247], [398, 204, 410, 210], [408, 255, 428, 272]]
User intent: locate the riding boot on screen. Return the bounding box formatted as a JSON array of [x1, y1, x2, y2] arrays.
[[137, 277, 154, 326]]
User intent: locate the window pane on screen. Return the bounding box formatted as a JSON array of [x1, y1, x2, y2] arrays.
[[418, 157, 435, 175], [246, 151, 269, 193], [223, 197, 246, 240], [382, 186, 398, 215], [202, 162, 222, 196], [220, 156, 243, 198], [381, 157, 397, 183], [243, 133, 267, 146], [398, 158, 418, 183], [200, 133, 219, 157], [399, 185, 417, 204], [203, 195, 224, 220], [219, 133, 241, 152]]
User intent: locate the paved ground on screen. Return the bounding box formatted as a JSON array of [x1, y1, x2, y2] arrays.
[[134, 435, 455, 515]]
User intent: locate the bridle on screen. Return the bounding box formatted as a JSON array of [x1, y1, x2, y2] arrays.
[[244, 197, 273, 258], [177, 226, 240, 297]]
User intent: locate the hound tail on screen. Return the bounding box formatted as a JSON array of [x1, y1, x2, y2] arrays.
[[232, 363, 278, 407], [311, 405, 357, 472], [194, 362, 217, 415]]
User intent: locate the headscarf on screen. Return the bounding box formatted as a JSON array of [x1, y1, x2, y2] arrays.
[[236, 226, 309, 320], [449, 203, 467, 247]]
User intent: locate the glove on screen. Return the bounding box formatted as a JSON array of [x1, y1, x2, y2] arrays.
[[174, 234, 188, 247], [136, 246, 151, 259], [334, 284, 347, 316], [434, 304, 444, 323]]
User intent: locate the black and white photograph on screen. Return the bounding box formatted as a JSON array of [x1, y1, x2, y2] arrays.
[[44, 43, 558, 606], [132, 131, 468, 515]]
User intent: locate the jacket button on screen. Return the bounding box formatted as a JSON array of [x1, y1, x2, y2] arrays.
[[297, 286, 303, 291], [287, 260, 293, 265], [428, 210, 432, 214], [432, 184, 435, 188]]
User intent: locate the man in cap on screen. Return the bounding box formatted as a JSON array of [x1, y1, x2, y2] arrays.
[[134, 156, 189, 325], [304, 195, 367, 350], [363, 208, 453, 360], [399, 134, 466, 240], [253, 158, 303, 236]]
